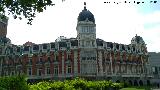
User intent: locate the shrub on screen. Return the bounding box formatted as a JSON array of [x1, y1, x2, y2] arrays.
[[0, 75, 28, 90]]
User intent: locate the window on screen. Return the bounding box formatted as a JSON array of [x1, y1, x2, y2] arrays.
[[122, 45, 125, 50], [82, 41, 84, 47], [16, 47, 21, 52], [67, 54, 71, 60], [11, 71, 15, 76], [29, 58, 32, 64], [24, 46, 29, 51], [86, 41, 90, 46], [18, 70, 22, 75], [92, 41, 95, 47], [48, 57, 51, 62], [55, 54, 59, 61], [67, 42, 70, 47], [38, 68, 42, 76], [28, 67, 32, 76], [46, 67, 50, 75], [133, 47, 135, 51], [82, 27, 84, 32], [5, 71, 8, 76], [39, 58, 43, 63], [67, 65, 71, 74], [43, 44, 47, 49], [51, 43, 55, 49], [33, 45, 39, 51], [54, 66, 58, 75]]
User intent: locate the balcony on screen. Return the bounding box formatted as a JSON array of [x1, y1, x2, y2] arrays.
[[97, 46, 104, 50], [70, 46, 78, 49], [59, 47, 66, 51], [122, 74, 141, 77]]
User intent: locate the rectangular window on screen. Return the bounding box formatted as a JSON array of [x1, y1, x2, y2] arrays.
[[54, 66, 58, 75], [67, 65, 71, 74], [82, 41, 84, 47], [67, 54, 71, 60], [38, 68, 42, 76], [86, 41, 90, 46], [67, 42, 70, 47], [92, 41, 95, 47], [33, 45, 39, 51], [39, 57, 43, 63], [48, 57, 51, 62], [28, 67, 32, 76], [55, 54, 59, 61], [43, 44, 47, 49], [24, 46, 29, 51], [16, 47, 21, 52], [46, 67, 50, 75], [51, 43, 55, 49], [29, 58, 32, 64], [11, 71, 14, 76]]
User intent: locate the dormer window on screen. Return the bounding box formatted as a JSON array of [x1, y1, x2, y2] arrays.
[[71, 40, 78, 46], [116, 44, 119, 50], [67, 42, 70, 47], [33, 45, 39, 51], [59, 42, 67, 48], [24, 46, 29, 51], [43, 44, 47, 50], [110, 43, 113, 49], [16, 47, 21, 52], [96, 39, 103, 46], [122, 45, 125, 50], [51, 43, 55, 49]]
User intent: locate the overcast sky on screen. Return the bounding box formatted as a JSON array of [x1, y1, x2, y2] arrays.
[[6, 0, 160, 52]]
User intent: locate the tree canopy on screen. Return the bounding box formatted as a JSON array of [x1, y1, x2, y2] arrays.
[[0, 0, 57, 25]]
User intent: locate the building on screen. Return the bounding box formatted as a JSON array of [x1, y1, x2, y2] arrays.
[[148, 52, 160, 85], [0, 3, 151, 85]]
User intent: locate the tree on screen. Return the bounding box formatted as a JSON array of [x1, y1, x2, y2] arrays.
[[0, 0, 57, 25]]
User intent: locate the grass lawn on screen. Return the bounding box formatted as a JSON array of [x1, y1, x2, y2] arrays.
[[120, 86, 152, 90]]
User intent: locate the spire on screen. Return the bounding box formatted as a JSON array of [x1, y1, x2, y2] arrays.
[[84, 2, 87, 10]]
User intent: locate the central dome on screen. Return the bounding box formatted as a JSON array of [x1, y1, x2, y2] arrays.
[[131, 34, 145, 44], [78, 5, 95, 23]]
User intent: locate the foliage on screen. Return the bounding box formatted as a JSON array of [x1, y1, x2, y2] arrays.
[[0, 0, 55, 25], [29, 77, 125, 90], [0, 76, 125, 90], [0, 75, 28, 90]]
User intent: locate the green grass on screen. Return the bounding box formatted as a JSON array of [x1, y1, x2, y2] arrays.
[[120, 88, 144, 90], [120, 86, 152, 90]]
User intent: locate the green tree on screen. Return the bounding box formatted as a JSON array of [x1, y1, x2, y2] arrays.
[[0, 0, 60, 25]]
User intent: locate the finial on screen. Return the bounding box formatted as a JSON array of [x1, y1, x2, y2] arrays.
[[84, 2, 87, 10]]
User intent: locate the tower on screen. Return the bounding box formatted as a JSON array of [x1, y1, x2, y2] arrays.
[[76, 2, 97, 75], [76, 2, 96, 48]]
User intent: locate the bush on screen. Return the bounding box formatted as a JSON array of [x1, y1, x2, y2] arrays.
[[0, 75, 28, 90], [29, 77, 124, 90]]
